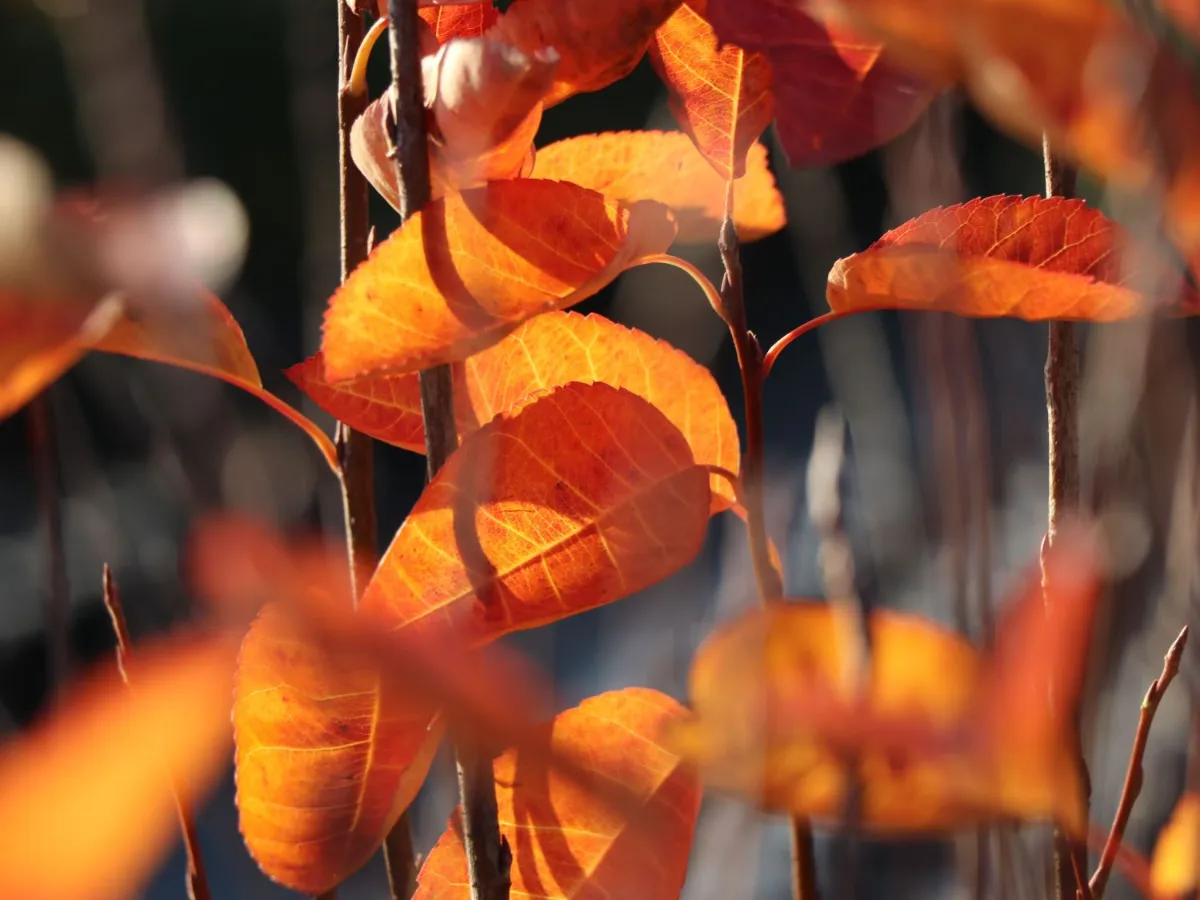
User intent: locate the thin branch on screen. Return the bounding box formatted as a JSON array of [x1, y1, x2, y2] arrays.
[[102, 565, 211, 900], [28, 393, 71, 692], [385, 2, 509, 900], [1089, 625, 1189, 899], [717, 184, 815, 899], [1041, 134, 1089, 900], [337, 5, 417, 899]]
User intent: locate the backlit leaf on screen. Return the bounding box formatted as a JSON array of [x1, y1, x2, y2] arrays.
[[707, 0, 932, 166], [532, 131, 785, 244], [289, 311, 739, 512], [321, 180, 677, 382], [414, 688, 701, 900], [487, 0, 684, 106], [668, 530, 1101, 833], [1151, 792, 1200, 897], [233, 603, 443, 894], [0, 633, 235, 900], [419, 1, 499, 42], [828, 195, 1200, 321], [360, 381, 712, 642], [649, 1, 774, 179]]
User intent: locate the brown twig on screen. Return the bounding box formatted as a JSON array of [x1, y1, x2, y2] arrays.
[[1041, 134, 1089, 900], [1089, 625, 1189, 899], [385, 2, 509, 900], [102, 565, 211, 900], [336, 5, 416, 899], [28, 394, 71, 692], [717, 185, 815, 899]]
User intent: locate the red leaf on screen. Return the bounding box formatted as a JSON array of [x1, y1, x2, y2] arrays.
[[828, 195, 1200, 320], [707, 0, 932, 166], [419, 2, 498, 42]]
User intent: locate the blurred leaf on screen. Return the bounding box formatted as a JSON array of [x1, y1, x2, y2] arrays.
[[0, 633, 236, 900], [360, 381, 712, 641], [533, 131, 785, 244], [707, 0, 933, 166], [650, 0, 774, 179], [668, 528, 1101, 833], [415, 688, 701, 900], [290, 310, 739, 512], [418, 1, 499, 42], [488, 0, 684, 105], [233, 603, 443, 894], [1151, 792, 1200, 897], [320, 181, 677, 381], [828, 195, 1200, 320]]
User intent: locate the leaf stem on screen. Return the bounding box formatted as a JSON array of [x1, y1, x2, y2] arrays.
[[28, 393, 71, 693], [338, 4, 418, 898], [386, 3, 509, 900], [762, 311, 848, 378], [1089, 625, 1189, 899], [717, 183, 814, 900], [1041, 134, 1089, 900], [102, 565, 211, 900]]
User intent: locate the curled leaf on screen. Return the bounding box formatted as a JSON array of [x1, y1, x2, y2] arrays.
[[0, 633, 236, 900], [533, 130, 785, 244], [360, 382, 712, 642], [415, 688, 701, 900], [650, 0, 775, 179], [828, 195, 1200, 321], [233, 603, 443, 894], [321, 180, 678, 381], [487, 0, 684, 105], [289, 310, 739, 512]]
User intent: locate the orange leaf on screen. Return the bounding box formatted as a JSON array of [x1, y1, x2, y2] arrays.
[[669, 530, 1101, 833], [289, 310, 739, 513], [419, 1, 498, 42], [359, 381, 712, 642], [0, 292, 122, 420], [828, 195, 1200, 321], [707, 0, 932, 166], [414, 688, 701, 900], [1152, 792, 1200, 898], [233, 603, 443, 894], [321, 180, 677, 382], [487, 0, 684, 106], [649, 1, 774, 179], [91, 293, 340, 470], [0, 632, 235, 900], [534, 131, 784, 244]]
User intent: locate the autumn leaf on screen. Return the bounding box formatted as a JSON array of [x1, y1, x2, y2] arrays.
[[359, 381, 712, 642], [667, 528, 1101, 833], [706, 0, 932, 167], [649, 1, 774, 180], [828, 195, 1200, 321], [1152, 792, 1200, 898], [0, 632, 236, 900], [233, 603, 443, 894], [533, 131, 785, 244], [486, 0, 684, 106], [289, 310, 739, 512], [419, 1, 499, 42], [414, 688, 701, 900], [321, 180, 677, 382]]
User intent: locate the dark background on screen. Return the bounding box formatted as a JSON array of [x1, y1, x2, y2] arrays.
[[0, 1, 1193, 898]]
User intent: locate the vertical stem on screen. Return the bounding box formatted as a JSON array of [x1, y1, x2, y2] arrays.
[[717, 188, 815, 900], [385, 4, 509, 900], [29, 393, 71, 693], [102, 566, 211, 900], [1041, 134, 1088, 900], [336, 4, 415, 899]]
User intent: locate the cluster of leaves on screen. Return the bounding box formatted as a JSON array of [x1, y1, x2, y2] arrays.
[[5, 0, 1200, 897]]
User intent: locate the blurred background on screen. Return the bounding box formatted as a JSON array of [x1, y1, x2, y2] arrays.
[[1, 0, 1196, 898]]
